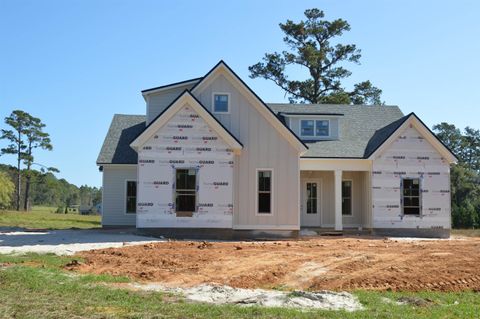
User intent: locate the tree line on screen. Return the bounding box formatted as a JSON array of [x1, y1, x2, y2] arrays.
[[0, 164, 101, 210], [0, 110, 100, 211], [433, 124, 480, 228]]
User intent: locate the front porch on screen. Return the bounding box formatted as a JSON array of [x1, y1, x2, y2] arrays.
[[300, 168, 372, 231]]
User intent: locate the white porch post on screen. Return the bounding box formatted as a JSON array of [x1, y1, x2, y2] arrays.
[[334, 169, 343, 231]]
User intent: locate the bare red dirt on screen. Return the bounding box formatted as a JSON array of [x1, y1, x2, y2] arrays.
[[67, 236, 480, 292]]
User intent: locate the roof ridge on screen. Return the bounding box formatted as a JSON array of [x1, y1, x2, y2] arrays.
[[141, 77, 203, 94], [267, 103, 400, 108], [113, 113, 146, 116]]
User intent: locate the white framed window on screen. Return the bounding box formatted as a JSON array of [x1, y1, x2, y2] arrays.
[[342, 180, 352, 216], [175, 168, 197, 217], [402, 178, 421, 216], [300, 120, 315, 136], [212, 93, 230, 114], [316, 120, 329, 136], [300, 119, 330, 137], [125, 180, 137, 214], [256, 169, 273, 215], [306, 182, 318, 214]]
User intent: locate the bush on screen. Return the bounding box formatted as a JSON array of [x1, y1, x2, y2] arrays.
[[0, 172, 14, 209], [55, 206, 64, 214], [452, 201, 479, 229]]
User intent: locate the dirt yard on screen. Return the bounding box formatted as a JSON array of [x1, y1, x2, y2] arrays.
[[67, 236, 480, 292]]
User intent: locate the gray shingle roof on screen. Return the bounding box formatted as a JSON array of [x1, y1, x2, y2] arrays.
[[363, 114, 410, 157], [97, 114, 146, 164], [98, 104, 407, 164], [267, 104, 405, 158]]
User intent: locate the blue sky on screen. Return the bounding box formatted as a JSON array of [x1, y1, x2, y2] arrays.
[[1, 0, 479, 187]]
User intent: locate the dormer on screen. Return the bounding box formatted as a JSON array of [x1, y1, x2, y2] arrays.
[[278, 112, 342, 141]]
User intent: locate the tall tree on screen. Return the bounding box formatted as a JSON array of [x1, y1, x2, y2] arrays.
[[249, 8, 383, 105], [1, 110, 29, 210], [432, 123, 463, 158], [22, 115, 54, 211], [434, 123, 480, 172], [461, 127, 480, 172]]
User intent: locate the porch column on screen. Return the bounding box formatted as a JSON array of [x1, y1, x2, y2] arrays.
[[334, 169, 343, 231]]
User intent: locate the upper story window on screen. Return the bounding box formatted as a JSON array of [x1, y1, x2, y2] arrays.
[[316, 120, 329, 136], [213, 93, 230, 113], [300, 119, 330, 137], [301, 120, 314, 136]]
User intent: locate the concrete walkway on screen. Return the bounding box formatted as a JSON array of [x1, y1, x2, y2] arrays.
[[0, 228, 164, 255]]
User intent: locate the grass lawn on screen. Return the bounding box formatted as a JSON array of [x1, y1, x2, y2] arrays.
[[451, 229, 480, 237], [0, 254, 479, 318], [0, 207, 100, 230]]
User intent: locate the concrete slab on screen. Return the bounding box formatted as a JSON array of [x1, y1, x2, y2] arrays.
[[0, 228, 164, 255]]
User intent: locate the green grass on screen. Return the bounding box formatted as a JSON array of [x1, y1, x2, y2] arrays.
[[0, 254, 479, 318], [0, 207, 100, 230], [452, 229, 480, 237]]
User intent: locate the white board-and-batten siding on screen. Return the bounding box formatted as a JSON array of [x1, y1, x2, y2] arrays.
[[146, 83, 197, 125], [101, 165, 137, 226], [371, 125, 451, 229], [193, 73, 301, 230]]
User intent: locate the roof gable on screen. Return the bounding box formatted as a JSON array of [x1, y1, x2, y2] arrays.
[[367, 113, 457, 163], [130, 90, 243, 153], [191, 60, 308, 153]]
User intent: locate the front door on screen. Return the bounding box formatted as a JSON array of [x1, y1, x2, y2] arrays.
[[301, 180, 321, 227]]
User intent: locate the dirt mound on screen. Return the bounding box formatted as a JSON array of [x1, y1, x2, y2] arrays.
[[68, 236, 480, 292]]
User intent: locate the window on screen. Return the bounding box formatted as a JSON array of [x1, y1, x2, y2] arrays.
[[316, 120, 329, 136], [257, 170, 272, 214], [175, 168, 197, 217], [213, 93, 229, 113], [306, 182, 318, 214], [300, 119, 330, 137], [342, 180, 352, 216], [126, 181, 137, 214], [301, 120, 315, 136], [402, 178, 421, 215]]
